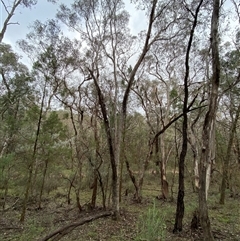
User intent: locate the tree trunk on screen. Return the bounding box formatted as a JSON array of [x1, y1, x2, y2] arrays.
[[199, 0, 220, 240], [173, 0, 204, 232], [91, 173, 98, 209], [38, 160, 49, 209], [158, 134, 169, 199], [20, 82, 47, 222], [119, 154, 124, 203], [125, 157, 141, 202], [235, 137, 240, 164], [189, 128, 200, 191], [75, 188, 82, 212], [160, 139, 173, 200], [20, 164, 33, 222], [220, 104, 240, 204]]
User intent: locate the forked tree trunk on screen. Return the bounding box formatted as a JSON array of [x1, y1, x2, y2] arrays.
[[198, 0, 220, 240], [87, 0, 158, 219]]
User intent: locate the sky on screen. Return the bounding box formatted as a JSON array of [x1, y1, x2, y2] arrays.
[[0, 0, 146, 49], [0, 0, 238, 64], [1, 0, 58, 46]]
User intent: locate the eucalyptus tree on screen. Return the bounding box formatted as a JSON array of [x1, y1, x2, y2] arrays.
[[0, 43, 32, 157], [19, 17, 112, 211], [56, 0, 163, 219], [132, 0, 209, 232], [198, 0, 221, 239], [138, 23, 189, 200], [0, 43, 33, 209], [19, 20, 84, 221], [172, 0, 212, 233], [132, 78, 179, 201], [219, 46, 240, 204], [37, 111, 69, 209]]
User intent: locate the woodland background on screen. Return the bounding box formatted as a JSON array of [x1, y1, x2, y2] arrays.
[[0, 0, 240, 240]]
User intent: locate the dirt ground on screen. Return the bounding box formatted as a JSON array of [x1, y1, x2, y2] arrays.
[[0, 188, 240, 241]]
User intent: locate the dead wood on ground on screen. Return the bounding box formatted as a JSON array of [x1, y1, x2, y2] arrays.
[[38, 210, 112, 241]]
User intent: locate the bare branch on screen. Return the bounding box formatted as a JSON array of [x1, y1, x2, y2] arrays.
[[1, 0, 10, 15], [231, 0, 240, 24]]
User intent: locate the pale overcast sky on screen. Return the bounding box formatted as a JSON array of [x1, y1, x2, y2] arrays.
[[1, 0, 146, 48], [1, 0, 58, 46], [0, 0, 237, 57]]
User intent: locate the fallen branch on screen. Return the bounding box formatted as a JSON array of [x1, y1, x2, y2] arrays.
[[38, 210, 112, 241], [0, 226, 22, 230], [2, 198, 20, 212]]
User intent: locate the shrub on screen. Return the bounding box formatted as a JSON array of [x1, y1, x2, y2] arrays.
[[135, 201, 166, 241]]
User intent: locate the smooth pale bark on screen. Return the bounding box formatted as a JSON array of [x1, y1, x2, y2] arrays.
[[159, 133, 173, 199], [88, 0, 158, 219], [189, 129, 200, 191], [199, 0, 220, 240], [0, 139, 9, 158]]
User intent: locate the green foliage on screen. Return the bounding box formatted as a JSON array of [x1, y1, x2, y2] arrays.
[[0, 153, 15, 169], [135, 201, 166, 241]]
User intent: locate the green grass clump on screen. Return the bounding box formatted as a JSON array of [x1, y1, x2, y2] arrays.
[[135, 201, 166, 241]]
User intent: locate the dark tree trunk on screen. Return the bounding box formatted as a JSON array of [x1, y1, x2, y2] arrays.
[[173, 0, 204, 232]]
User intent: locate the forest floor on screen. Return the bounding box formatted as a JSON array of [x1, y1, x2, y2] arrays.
[[0, 182, 240, 241]]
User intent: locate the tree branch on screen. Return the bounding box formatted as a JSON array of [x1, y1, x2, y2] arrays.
[[38, 211, 112, 241]]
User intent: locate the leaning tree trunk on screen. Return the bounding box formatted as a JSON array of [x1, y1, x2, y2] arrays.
[[198, 0, 220, 240]]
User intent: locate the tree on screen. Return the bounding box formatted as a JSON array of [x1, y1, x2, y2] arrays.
[[219, 48, 240, 204], [57, 0, 160, 219], [0, 0, 58, 43], [198, 0, 220, 239], [133, 79, 177, 201], [173, 0, 205, 233], [0, 43, 33, 209], [18, 19, 85, 217], [37, 111, 69, 209]]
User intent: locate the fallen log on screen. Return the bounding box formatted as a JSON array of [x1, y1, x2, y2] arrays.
[[38, 210, 112, 241]]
